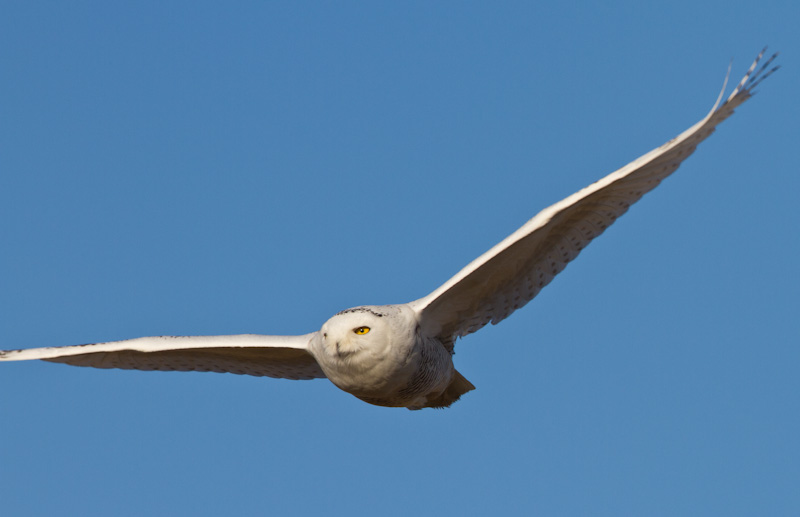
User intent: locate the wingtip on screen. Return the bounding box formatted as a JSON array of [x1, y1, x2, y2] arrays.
[[0, 346, 66, 362], [0, 347, 38, 361], [0, 348, 24, 360], [725, 46, 780, 104]]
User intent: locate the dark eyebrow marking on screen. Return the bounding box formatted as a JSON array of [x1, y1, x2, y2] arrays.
[[335, 307, 385, 318]]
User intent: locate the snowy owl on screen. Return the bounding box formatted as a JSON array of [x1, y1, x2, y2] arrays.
[[0, 49, 779, 409]]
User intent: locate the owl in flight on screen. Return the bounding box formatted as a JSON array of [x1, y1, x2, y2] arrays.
[[0, 49, 779, 409]]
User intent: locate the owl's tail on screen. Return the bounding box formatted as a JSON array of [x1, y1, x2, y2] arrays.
[[423, 369, 476, 409]]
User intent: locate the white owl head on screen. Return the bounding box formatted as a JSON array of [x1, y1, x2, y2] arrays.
[[315, 305, 417, 361]]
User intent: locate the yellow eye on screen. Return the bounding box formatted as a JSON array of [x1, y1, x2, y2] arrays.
[[354, 326, 370, 335]]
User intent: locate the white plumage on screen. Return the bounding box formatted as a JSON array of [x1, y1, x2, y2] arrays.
[[0, 49, 779, 409]]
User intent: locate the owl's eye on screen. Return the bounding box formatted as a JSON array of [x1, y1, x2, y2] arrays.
[[353, 326, 370, 335]]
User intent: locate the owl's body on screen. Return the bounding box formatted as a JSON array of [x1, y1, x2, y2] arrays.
[[0, 49, 779, 410], [310, 305, 470, 409]]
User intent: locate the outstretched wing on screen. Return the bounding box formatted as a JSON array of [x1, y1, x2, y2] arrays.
[[0, 333, 325, 380], [409, 49, 779, 349]]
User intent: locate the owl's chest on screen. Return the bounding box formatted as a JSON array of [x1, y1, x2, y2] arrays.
[[314, 330, 451, 405]]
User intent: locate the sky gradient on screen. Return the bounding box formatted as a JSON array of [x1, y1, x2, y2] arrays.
[[1, 2, 798, 515]]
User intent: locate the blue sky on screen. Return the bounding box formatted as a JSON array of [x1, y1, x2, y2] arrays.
[[1, 2, 798, 515]]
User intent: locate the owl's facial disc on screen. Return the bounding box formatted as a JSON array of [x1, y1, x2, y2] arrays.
[[319, 309, 385, 358]]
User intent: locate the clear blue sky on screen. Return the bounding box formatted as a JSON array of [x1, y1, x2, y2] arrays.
[[1, 2, 797, 515]]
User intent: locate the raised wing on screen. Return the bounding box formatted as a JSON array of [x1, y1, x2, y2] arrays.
[[409, 49, 779, 349], [0, 333, 325, 380]]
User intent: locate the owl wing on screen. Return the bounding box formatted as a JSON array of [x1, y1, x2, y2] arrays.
[[409, 49, 779, 350], [0, 333, 325, 380]]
